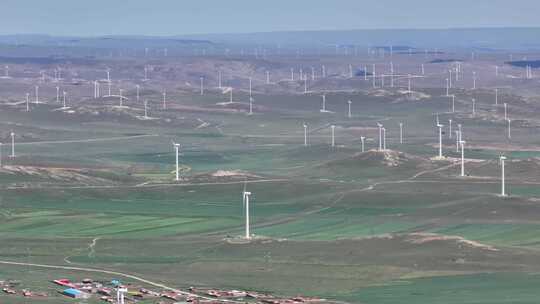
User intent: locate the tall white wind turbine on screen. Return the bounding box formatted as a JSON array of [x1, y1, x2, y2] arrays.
[[243, 190, 252, 239]]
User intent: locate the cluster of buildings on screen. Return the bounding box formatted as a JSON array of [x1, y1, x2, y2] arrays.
[[1, 279, 48, 298], [2, 277, 329, 304]]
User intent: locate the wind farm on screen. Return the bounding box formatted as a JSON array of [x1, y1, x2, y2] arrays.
[[1, 21, 540, 304]]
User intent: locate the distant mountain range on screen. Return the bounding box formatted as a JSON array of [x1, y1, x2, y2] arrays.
[[0, 27, 540, 51]]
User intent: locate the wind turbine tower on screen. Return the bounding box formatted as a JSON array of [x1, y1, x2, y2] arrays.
[[360, 136, 366, 152], [331, 125, 336, 148], [174, 143, 180, 181], [500, 155, 507, 197], [34, 86, 40, 104], [382, 128, 387, 151], [200, 77, 204, 95], [144, 100, 148, 119], [243, 191, 252, 239], [399, 122, 403, 144], [460, 140, 466, 177], [437, 123, 444, 159], [377, 123, 383, 151], [303, 123, 308, 146], [162, 91, 167, 109], [347, 100, 352, 118], [10, 132, 15, 158]]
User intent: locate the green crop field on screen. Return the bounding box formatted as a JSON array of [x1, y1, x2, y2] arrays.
[[1, 44, 540, 304]]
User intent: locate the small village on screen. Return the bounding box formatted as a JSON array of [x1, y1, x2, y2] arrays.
[[1, 277, 330, 304]]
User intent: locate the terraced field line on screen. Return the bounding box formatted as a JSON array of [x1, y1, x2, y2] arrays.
[[3, 178, 289, 191], [0, 260, 242, 303], [16, 134, 158, 146]]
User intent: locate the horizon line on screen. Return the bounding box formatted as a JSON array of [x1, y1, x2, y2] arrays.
[[2, 26, 540, 39]]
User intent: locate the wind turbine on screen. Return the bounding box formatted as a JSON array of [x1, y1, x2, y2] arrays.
[[303, 123, 308, 146], [451, 95, 455, 113], [119, 89, 124, 107], [249, 97, 254, 115], [200, 77, 204, 95], [446, 78, 449, 96], [331, 125, 336, 148], [390, 62, 394, 88], [495, 88, 498, 105], [377, 123, 383, 151], [455, 131, 460, 152], [173, 143, 180, 181], [507, 119, 511, 139], [229, 88, 233, 104], [144, 100, 149, 119], [34, 86, 41, 104], [62, 91, 67, 109], [144, 65, 149, 81], [320, 94, 326, 112], [436, 123, 444, 159], [499, 155, 507, 197], [162, 91, 167, 109], [460, 140, 466, 177], [56, 86, 60, 103], [347, 100, 352, 118], [243, 190, 252, 240], [472, 71, 477, 89], [249, 77, 253, 98], [449, 119, 453, 139], [472, 98, 476, 117], [382, 127, 387, 151], [136, 85, 140, 103], [399, 122, 403, 144], [372, 64, 376, 88], [360, 136, 366, 152], [25, 93, 29, 112], [94, 81, 99, 99], [364, 65, 368, 81], [10, 131, 15, 158]]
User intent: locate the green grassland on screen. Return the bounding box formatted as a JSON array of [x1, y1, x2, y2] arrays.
[[1, 73, 540, 304]]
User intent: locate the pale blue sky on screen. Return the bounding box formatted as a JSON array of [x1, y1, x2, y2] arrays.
[[1, 0, 538, 36]]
